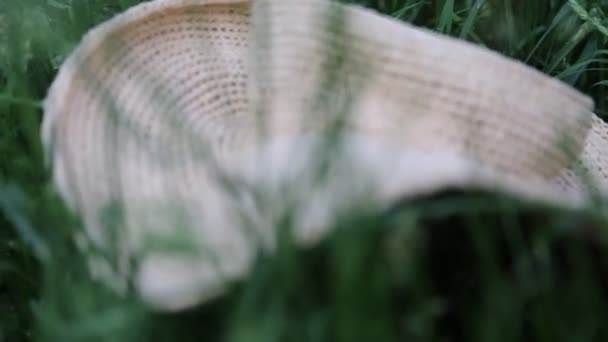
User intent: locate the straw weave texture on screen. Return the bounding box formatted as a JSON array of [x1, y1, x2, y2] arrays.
[[43, 0, 608, 310]]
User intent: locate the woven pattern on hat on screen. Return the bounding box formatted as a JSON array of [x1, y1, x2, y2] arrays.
[[42, 0, 606, 310], [44, 0, 256, 310], [251, 0, 593, 180], [554, 116, 608, 193]]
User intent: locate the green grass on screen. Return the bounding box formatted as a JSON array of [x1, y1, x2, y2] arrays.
[[2, 0, 608, 341]]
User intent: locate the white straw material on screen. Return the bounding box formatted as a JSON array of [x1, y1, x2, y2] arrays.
[[43, 0, 607, 310]]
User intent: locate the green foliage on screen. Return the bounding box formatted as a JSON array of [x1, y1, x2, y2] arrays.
[[1, 0, 608, 341]]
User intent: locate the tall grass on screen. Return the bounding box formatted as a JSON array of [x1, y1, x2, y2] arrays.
[[1, 0, 608, 341]]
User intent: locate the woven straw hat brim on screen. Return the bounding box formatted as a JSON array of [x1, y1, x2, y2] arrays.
[[43, 0, 607, 310]]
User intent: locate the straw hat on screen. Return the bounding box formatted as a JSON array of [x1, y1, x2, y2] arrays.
[[43, 0, 608, 310]]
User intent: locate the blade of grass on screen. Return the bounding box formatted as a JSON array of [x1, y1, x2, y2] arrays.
[[459, 0, 485, 39], [437, 0, 455, 34], [525, 2, 573, 64]]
